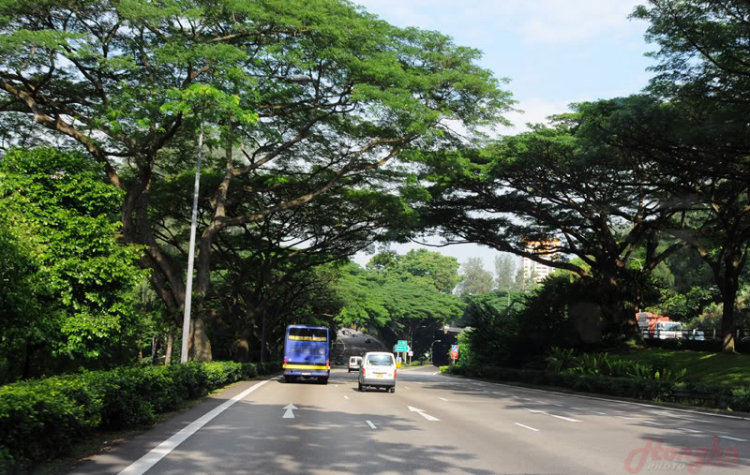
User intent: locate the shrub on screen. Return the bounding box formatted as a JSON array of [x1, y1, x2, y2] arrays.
[[0, 360, 280, 474]]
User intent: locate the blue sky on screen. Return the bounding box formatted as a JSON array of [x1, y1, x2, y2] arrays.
[[352, 0, 657, 272]]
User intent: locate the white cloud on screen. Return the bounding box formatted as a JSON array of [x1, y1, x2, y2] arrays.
[[355, 0, 647, 45]]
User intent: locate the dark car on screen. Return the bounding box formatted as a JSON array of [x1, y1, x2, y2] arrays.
[[365, 338, 371, 344]]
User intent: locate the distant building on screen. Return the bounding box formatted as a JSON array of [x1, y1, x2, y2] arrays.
[[521, 239, 560, 284]]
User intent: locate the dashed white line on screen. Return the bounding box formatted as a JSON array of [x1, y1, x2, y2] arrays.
[[527, 409, 580, 423], [718, 435, 747, 442], [439, 397, 449, 402], [405, 387, 411, 390], [679, 428, 701, 433], [514, 422, 540, 432], [366, 420, 376, 429], [616, 416, 636, 421], [343, 395, 349, 400], [642, 420, 663, 426]]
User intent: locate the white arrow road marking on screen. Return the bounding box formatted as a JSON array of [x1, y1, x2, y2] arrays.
[[366, 420, 377, 429], [283, 404, 298, 419], [514, 422, 540, 432], [527, 409, 580, 423], [408, 406, 440, 421]]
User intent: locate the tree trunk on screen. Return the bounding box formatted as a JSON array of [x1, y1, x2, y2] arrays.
[[720, 268, 739, 353], [260, 308, 268, 364], [165, 329, 173, 365], [189, 314, 212, 361]]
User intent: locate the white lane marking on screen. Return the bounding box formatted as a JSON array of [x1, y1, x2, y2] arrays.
[[527, 409, 580, 423], [283, 404, 298, 419], [418, 382, 424, 385], [493, 392, 506, 396], [616, 416, 636, 421], [718, 435, 747, 442], [366, 420, 377, 430], [488, 381, 749, 420], [522, 398, 534, 401], [592, 411, 607, 415], [678, 428, 701, 433], [432, 371, 441, 375], [439, 397, 449, 402], [343, 395, 349, 400], [405, 387, 411, 390], [408, 405, 440, 422], [642, 420, 663, 426], [514, 422, 540, 432], [335, 385, 339, 388], [118, 379, 270, 475]]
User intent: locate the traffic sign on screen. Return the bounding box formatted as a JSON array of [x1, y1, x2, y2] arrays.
[[397, 340, 408, 345], [408, 350, 413, 357], [394, 343, 409, 352]]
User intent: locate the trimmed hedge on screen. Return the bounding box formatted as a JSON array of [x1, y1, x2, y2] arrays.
[[0, 361, 281, 474], [446, 365, 750, 414]]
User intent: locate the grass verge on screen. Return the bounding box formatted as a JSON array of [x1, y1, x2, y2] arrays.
[[609, 348, 750, 387]]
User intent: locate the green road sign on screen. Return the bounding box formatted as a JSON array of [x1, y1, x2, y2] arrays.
[[394, 343, 409, 352]]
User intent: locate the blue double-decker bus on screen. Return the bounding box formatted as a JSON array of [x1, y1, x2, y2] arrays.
[[283, 325, 330, 384]]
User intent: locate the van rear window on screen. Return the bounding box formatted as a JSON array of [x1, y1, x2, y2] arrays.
[[367, 354, 394, 366]]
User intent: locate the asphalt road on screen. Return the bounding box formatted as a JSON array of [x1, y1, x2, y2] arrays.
[[69, 366, 750, 475]]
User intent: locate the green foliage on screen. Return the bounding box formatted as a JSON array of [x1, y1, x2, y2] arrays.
[[456, 257, 494, 295], [0, 148, 147, 379], [0, 361, 280, 472]]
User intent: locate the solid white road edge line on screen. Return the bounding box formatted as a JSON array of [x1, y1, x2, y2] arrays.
[[514, 422, 540, 432], [118, 379, 271, 475], [366, 420, 377, 429]]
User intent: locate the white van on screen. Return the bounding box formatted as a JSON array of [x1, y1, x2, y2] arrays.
[[348, 356, 362, 372], [358, 352, 396, 393]]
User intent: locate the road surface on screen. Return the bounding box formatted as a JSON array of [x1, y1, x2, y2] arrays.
[[69, 366, 749, 474]]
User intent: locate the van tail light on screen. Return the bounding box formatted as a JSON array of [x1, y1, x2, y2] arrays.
[[362, 367, 366, 375]]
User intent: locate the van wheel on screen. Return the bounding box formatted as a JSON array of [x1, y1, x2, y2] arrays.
[[390, 387, 396, 393], [319, 377, 328, 385], [284, 375, 295, 383]]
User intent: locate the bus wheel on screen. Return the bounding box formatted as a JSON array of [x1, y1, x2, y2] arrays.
[[284, 375, 295, 383], [319, 377, 328, 385]]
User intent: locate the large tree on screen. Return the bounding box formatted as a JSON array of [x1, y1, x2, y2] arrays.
[[417, 118, 683, 338], [456, 257, 494, 295], [575, 95, 750, 352], [630, 0, 750, 352], [0, 0, 511, 359]]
